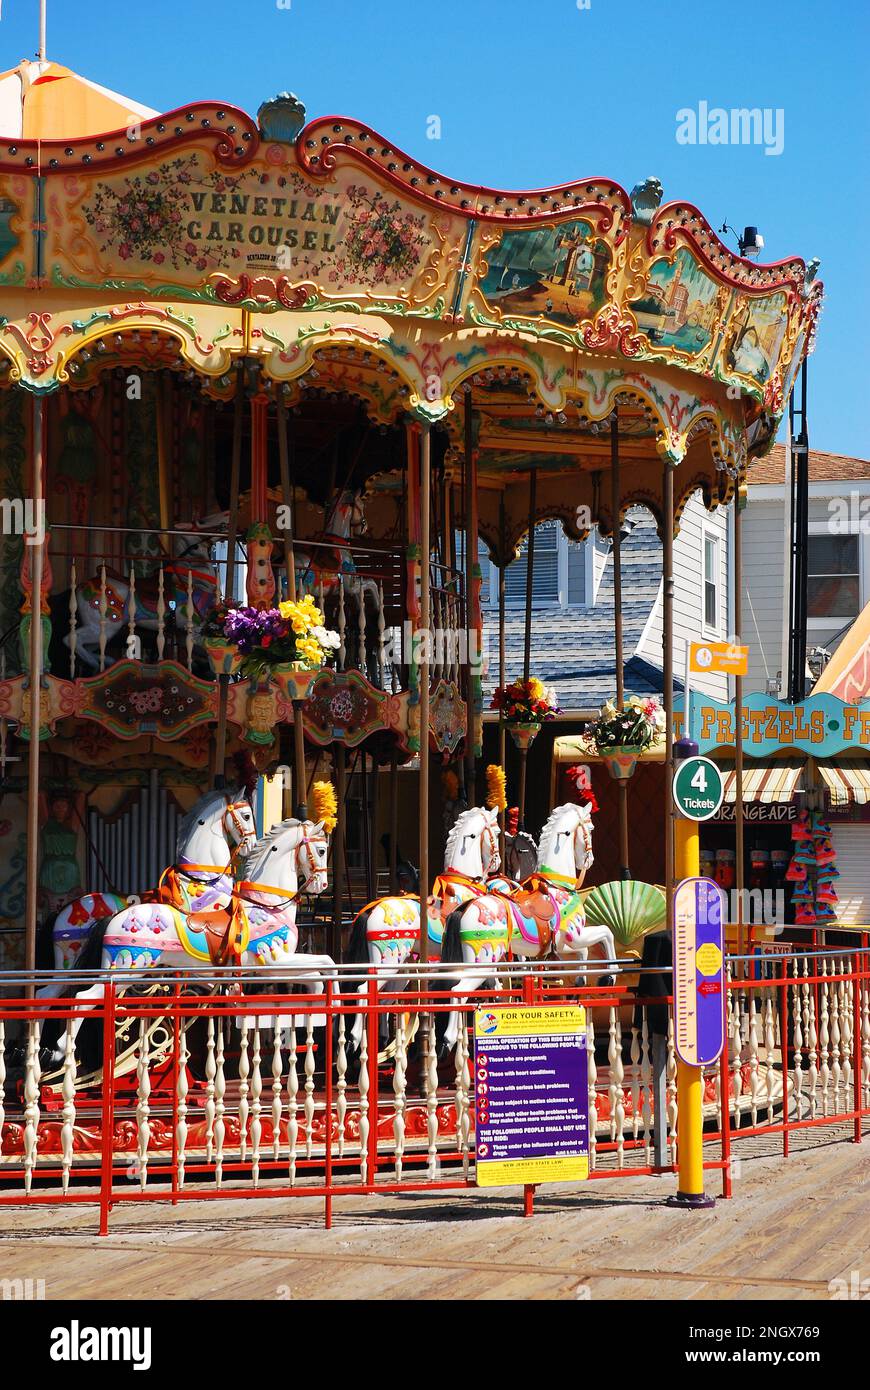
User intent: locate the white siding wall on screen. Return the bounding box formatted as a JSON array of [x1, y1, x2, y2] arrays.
[[741, 494, 786, 695], [635, 490, 730, 700]]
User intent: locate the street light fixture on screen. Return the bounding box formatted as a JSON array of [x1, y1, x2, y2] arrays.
[[719, 222, 765, 259]]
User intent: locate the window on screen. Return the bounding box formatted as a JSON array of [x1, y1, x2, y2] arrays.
[[807, 535, 860, 621], [703, 532, 720, 631], [504, 520, 560, 605]]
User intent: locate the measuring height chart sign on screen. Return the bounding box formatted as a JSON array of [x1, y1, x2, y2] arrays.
[[672, 755, 725, 821], [673, 877, 726, 1067], [473, 1005, 589, 1188]]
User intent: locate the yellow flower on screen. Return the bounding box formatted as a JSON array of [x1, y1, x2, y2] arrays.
[[527, 677, 546, 700], [296, 636, 322, 665]]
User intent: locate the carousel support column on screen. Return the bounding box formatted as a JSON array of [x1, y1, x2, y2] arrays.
[[463, 396, 479, 806], [278, 394, 307, 817], [611, 415, 630, 879], [498, 495, 507, 859], [517, 465, 537, 829], [419, 421, 432, 959], [667, 465, 712, 1208], [734, 485, 746, 974], [331, 744, 347, 962], [24, 396, 46, 978], [388, 743, 399, 894], [214, 362, 245, 789]]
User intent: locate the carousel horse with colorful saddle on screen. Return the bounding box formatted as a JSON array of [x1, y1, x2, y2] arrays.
[[48, 812, 334, 1060], [344, 804, 501, 1054], [436, 800, 620, 1054], [48, 789, 256, 973]]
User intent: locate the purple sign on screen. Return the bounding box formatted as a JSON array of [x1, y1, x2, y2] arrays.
[[673, 877, 726, 1067], [473, 1006, 590, 1187]]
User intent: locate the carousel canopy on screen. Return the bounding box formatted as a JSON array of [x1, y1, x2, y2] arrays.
[[0, 58, 156, 140]]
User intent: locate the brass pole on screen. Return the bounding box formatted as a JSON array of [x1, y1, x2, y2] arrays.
[[389, 743, 399, 894], [522, 466, 536, 683], [734, 486, 745, 972], [24, 395, 45, 977], [331, 743, 346, 961], [214, 362, 244, 789], [419, 421, 432, 958], [611, 414, 630, 878], [662, 462, 675, 925], [463, 397, 478, 803], [276, 393, 297, 602], [498, 493, 507, 860]]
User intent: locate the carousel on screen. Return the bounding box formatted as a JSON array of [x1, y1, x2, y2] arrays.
[[0, 60, 821, 1032]]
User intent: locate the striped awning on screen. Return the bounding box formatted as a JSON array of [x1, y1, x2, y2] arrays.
[[719, 759, 804, 803], [817, 760, 870, 807]]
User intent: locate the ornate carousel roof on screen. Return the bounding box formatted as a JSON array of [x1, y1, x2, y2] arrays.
[[0, 84, 822, 545]]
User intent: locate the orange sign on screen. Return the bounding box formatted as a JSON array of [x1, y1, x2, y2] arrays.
[[689, 642, 748, 676]]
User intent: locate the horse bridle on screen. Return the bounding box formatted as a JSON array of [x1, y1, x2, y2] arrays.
[[223, 800, 255, 864], [573, 816, 593, 872], [297, 829, 329, 890]]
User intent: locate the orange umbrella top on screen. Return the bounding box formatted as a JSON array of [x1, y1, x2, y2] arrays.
[[0, 58, 156, 140]]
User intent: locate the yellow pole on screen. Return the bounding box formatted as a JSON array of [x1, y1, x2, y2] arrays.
[[670, 813, 714, 1206]]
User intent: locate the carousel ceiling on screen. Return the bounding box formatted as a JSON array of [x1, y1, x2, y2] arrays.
[[0, 86, 822, 538]]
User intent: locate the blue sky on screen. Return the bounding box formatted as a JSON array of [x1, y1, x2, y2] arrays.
[[3, 0, 867, 457]]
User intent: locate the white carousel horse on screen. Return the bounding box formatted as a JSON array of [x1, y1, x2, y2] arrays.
[[437, 802, 620, 1054], [343, 804, 501, 1053], [48, 789, 256, 973], [66, 534, 219, 671], [50, 816, 333, 1059]]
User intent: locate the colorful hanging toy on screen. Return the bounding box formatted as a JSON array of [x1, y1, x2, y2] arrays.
[[311, 780, 338, 834], [486, 764, 507, 812]]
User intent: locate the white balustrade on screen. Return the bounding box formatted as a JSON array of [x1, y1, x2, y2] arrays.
[[60, 1021, 77, 1194]]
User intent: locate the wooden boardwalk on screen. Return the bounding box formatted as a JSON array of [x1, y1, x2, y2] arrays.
[[0, 1138, 866, 1300]]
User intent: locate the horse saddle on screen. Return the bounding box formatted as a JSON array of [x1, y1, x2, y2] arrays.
[[188, 903, 241, 966], [507, 889, 557, 953]]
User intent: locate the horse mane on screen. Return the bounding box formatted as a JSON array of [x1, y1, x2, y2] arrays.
[[176, 788, 238, 856], [244, 817, 304, 878], [444, 806, 483, 864], [538, 803, 588, 861]]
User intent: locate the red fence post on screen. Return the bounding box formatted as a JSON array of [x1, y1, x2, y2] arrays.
[[98, 982, 116, 1237], [366, 972, 379, 1191], [720, 1044, 732, 1198], [854, 953, 863, 1144], [522, 971, 535, 1218], [780, 959, 790, 1159]]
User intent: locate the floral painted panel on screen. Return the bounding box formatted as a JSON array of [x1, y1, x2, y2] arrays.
[[46, 147, 462, 309]]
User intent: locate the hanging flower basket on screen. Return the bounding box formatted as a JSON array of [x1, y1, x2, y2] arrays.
[[270, 664, 322, 702], [599, 746, 640, 781], [203, 636, 244, 677], [508, 720, 542, 753]]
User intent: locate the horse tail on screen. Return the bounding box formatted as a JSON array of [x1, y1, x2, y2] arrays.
[[69, 915, 114, 973], [345, 908, 373, 966], [36, 911, 59, 970], [437, 907, 466, 973]]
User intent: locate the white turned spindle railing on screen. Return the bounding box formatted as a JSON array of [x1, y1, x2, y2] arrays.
[[764, 997, 776, 1126], [377, 581, 386, 689], [176, 1026, 189, 1190], [185, 569, 195, 670], [806, 958, 819, 1119], [356, 579, 366, 674], [337, 580, 347, 669], [393, 1011, 407, 1181], [336, 1013, 347, 1159], [454, 1016, 470, 1177], [287, 1027, 299, 1186], [23, 1021, 40, 1194], [819, 960, 831, 1118], [630, 1025, 641, 1145], [61, 1021, 77, 1194], [666, 1016, 678, 1164], [426, 1013, 439, 1179], [748, 993, 760, 1128], [841, 964, 853, 1110], [238, 1024, 250, 1163], [640, 1012, 653, 1166], [608, 1006, 625, 1167], [213, 1022, 226, 1187], [68, 558, 78, 676], [136, 1020, 151, 1191], [271, 1024, 283, 1162], [156, 565, 166, 661], [98, 563, 108, 672], [358, 1011, 366, 1184], [304, 1019, 316, 1159], [127, 564, 137, 660], [831, 961, 842, 1115], [250, 1025, 263, 1187], [792, 959, 804, 1121], [204, 1017, 216, 1161]]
